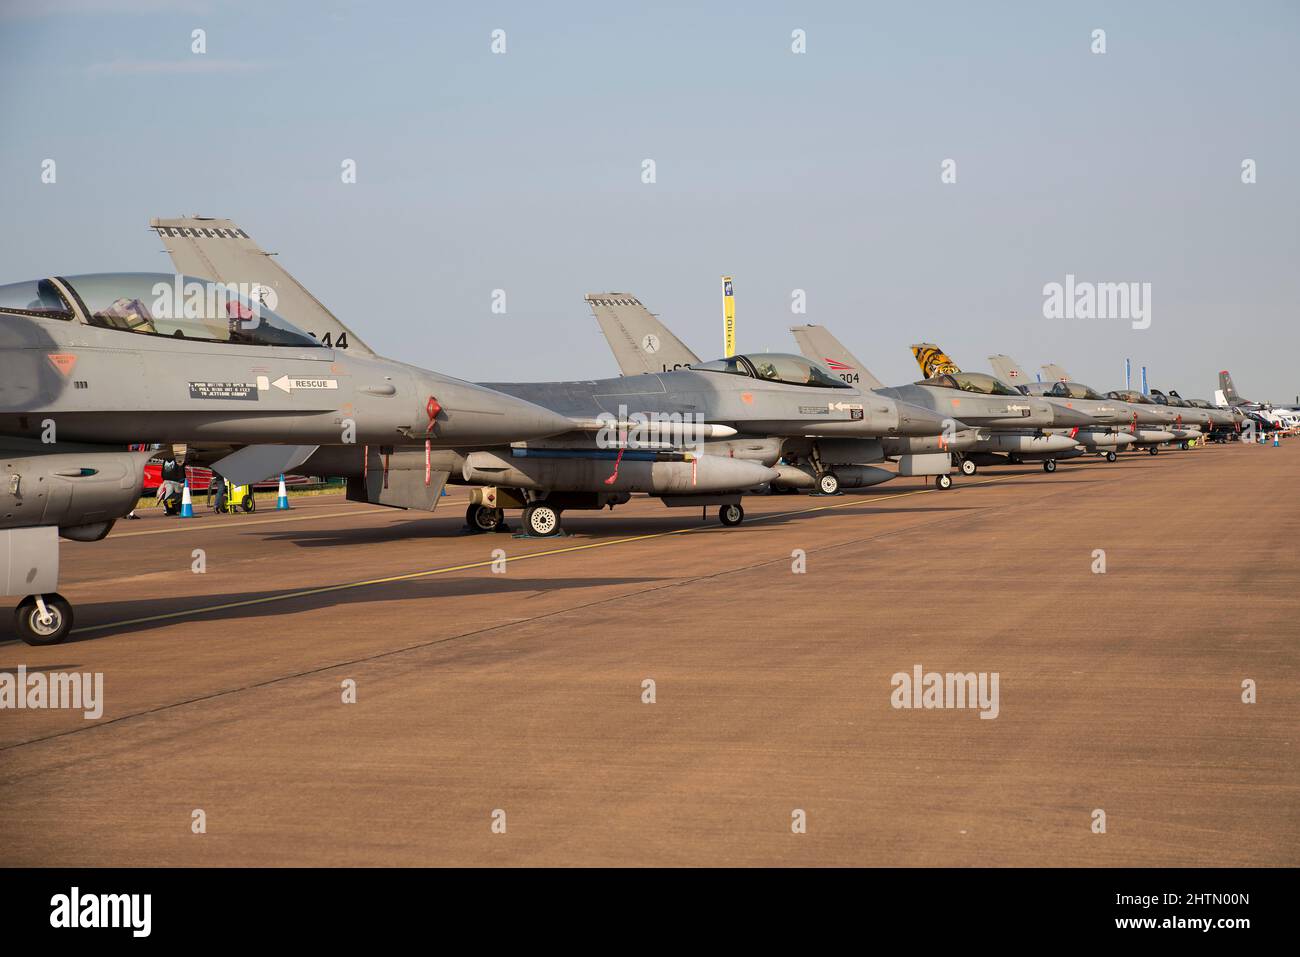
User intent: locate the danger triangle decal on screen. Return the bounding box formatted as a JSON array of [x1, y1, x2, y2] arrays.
[[47, 353, 78, 376]]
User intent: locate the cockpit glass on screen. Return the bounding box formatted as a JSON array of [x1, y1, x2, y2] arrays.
[[691, 356, 752, 377], [1110, 390, 1153, 404], [1049, 381, 1107, 400], [917, 375, 960, 390], [61, 273, 322, 348], [942, 372, 1021, 396], [694, 353, 850, 388], [0, 278, 72, 318], [743, 353, 850, 388]]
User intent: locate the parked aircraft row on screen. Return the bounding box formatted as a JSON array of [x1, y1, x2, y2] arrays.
[[0, 216, 1275, 644]]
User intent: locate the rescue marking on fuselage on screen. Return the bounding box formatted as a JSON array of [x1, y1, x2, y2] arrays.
[[272, 375, 338, 393]]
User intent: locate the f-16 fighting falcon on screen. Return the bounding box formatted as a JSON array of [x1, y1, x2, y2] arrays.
[[150, 217, 961, 534], [787, 330, 1083, 476], [987, 354, 1137, 462], [0, 271, 579, 644], [1032, 361, 1228, 452], [584, 293, 980, 493]]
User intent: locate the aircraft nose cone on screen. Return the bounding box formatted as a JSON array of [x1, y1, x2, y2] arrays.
[[426, 379, 576, 444], [896, 400, 962, 437], [1049, 403, 1098, 427]]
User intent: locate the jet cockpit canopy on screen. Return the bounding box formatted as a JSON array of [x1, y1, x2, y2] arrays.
[[692, 353, 851, 389], [916, 371, 1022, 396], [37, 273, 323, 348], [1047, 381, 1108, 401]]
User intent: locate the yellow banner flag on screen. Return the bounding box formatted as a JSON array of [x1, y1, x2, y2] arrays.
[[722, 276, 735, 357]]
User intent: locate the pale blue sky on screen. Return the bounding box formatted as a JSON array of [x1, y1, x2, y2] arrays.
[[2, 0, 1297, 401]]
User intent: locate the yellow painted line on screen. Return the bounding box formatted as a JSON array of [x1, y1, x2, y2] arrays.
[[75, 476, 1019, 635]]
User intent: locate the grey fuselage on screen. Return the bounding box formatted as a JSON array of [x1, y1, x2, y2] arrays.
[[0, 276, 574, 450], [873, 381, 1069, 430], [481, 365, 955, 442]]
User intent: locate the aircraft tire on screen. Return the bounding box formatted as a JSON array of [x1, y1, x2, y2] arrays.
[[719, 503, 745, 527], [816, 471, 840, 495], [1149, 447, 1159, 455], [936, 474, 953, 490], [1043, 459, 1057, 473], [960, 458, 977, 476], [14, 594, 74, 646], [467, 503, 504, 532], [523, 503, 561, 537], [1106, 451, 1118, 462]]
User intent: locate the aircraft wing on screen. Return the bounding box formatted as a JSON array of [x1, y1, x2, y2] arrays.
[[585, 293, 700, 375], [149, 216, 376, 357]]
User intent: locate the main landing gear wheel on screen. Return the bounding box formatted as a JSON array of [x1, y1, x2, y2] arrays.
[[1105, 450, 1118, 462], [1148, 447, 1159, 456], [14, 593, 73, 646], [522, 503, 561, 537], [960, 458, 977, 476], [466, 503, 505, 532], [1043, 459, 1057, 473], [936, 474, 953, 490], [816, 471, 840, 495], [719, 503, 745, 527]]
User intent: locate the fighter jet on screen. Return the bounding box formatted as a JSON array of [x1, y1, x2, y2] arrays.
[[151, 218, 957, 536], [0, 271, 579, 644], [1033, 361, 1218, 452], [781, 333, 1083, 476], [580, 293, 982, 491], [1027, 360, 1197, 453], [987, 354, 1137, 461], [1147, 388, 1238, 442]]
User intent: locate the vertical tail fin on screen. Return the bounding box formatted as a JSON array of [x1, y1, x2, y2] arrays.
[[910, 343, 961, 378], [1219, 370, 1242, 404], [149, 216, 375, 356], [585, 293, 700, 375], [789, 325, 884, 388], [988, 354, 1028, 384], [1041, 363, 1071, 382]]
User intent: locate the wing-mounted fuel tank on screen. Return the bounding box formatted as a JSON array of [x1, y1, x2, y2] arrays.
[[462, 448, 778, 494], [1, 448, 151, 540]]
